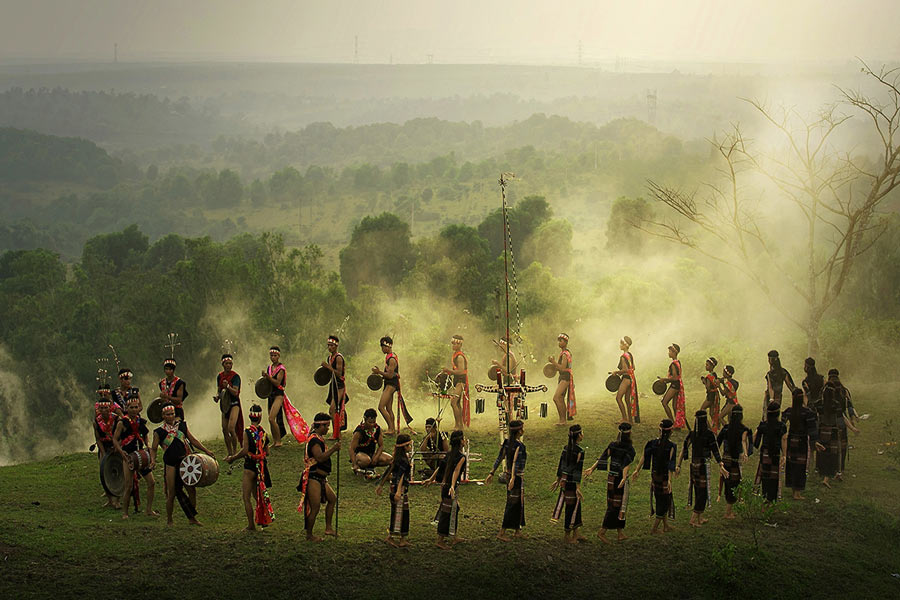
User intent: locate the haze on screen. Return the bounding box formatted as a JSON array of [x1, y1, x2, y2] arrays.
[[1, 0, 899, 65]]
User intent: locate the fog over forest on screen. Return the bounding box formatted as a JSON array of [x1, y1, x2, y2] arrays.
[[1, 1, 899, 466]]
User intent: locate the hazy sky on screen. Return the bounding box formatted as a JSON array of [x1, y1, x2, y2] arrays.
[[1, 0, 898, 64]]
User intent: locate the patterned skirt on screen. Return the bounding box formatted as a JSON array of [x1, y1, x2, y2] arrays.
[[388, 482, 410, 536], [721, 455, 742, 504], [602, 472, 629, 530], [650, 470, 674, 519], [436, 485, 460, 537], [755, 447, 781, 501], [550, 480, 582, 530], [785, 433, 809, 490], [688, 460, 710, 512], [817, 425, 840, 477], [501, 475, 525, 531]]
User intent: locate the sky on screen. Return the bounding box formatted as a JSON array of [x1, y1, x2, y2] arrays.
[[0, 0, 899, 65]]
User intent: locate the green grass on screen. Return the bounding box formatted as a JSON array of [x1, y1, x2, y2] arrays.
[[2, 384, 899, 599]]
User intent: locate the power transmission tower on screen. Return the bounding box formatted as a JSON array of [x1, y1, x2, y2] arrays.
[[646, 89, 657, 125]]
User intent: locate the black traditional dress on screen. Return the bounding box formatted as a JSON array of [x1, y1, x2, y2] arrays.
[[782, 406, 819, 491], [387, 454, 411, 536], [551, 444, 584, 530], [642, 438, 677, 518], [491, 439, 527, 531], [716, 424, 752, 504], [437, 453, 466, 537], [596, 441, 636, 530], [754, 421, 787, 501], [681, 428, 721, 512]]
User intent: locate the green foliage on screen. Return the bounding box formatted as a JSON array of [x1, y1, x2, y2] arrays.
[[478, 195, 552, 258], [606, 195, 653, 254], [710, 542, 740, 587], [520, 218, 573, 276], [734, 479, 789, 555], [339, 213, 414, 297]]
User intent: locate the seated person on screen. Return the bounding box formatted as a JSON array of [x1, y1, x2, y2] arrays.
[[418, 417, 450, 477], [350, 408, 392, 475]]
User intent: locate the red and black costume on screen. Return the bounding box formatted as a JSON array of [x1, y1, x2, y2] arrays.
[[217, 369, 244, 444]]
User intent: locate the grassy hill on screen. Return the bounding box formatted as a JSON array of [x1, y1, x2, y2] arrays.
[[1, 382, 898, 599]]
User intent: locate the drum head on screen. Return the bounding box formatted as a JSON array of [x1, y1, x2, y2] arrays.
[[218, 388, 230, 414], [435, 372, 450, 391], [147, 398, 164, 423], [487, 365, 501, 381], [652, 379, 668, 396], [100, 453, 126, 497], [180, 454, 203, 487], [255, 377, 273, 399], [542, 363, 556, 378], [314, 366, 332, 387], [366, 373, 383, 391], [605, 374, 622, 393]]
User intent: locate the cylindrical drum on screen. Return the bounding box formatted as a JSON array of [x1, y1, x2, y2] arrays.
[[129, 449, 152, 472], [179, 453, 219, 487]]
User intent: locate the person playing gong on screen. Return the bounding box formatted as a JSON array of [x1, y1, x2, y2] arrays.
[[491, 336, 518, 384], [442, 334, 469, 430], [372, 336, 399, 435], [612, 336, 638, 424], [151, 402, 214, 526], [158, 358, 188, 420], [217, 353, 243, 459], [700, 357, 721, 432], [93, 396, 120, 509], [659, 344, 685, 427], [547, 333, 575, 425], [262, 346, 287, 447], [322, 335, 348, 436]]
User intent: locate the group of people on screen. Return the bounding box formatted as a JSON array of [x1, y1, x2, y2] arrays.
[[91, 334, 862, 549]]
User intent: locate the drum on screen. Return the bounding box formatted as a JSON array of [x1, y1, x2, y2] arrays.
[[652, 379, 668, 396], [487, 365, 501, 381], [217, 387, 230, 414], [435, 372, 451, 392], [475, 397, 485, 414], [605, 374, 622, 392], [366, 373, 383, 391], [100, 453, 126, 497], [540, 402, 548, 418], [129, 449, 152, 472], [314, 366, 332, 387], [255, 376, 273, 399], [179, 453, 219, 487], [542, 363, 556, 378], [147, 397, 164, 423]]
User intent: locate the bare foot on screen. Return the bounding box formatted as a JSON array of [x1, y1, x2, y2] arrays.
[[121, 513, 130, 520], [793, 494, 806, 500], [146, 510, 160, 517], [566, 537, 578, 544], [513, 532, 528, 539], [385, 430, 397, 437], [651, 529, 662, 535], [189, 519, 203, 526], [574, 534, 587, 543], [497, 533, 511, 542], [244, 526, 256, 532], [617, 533, 628, 542], [723, 513, 736, 520], [324, 529, 337, 537], [822, 479, 832, 488], [386, 536, 400, 547], [436, 540, 451, 550], [166, 520, 174, 526], [307, 535, 324, 542], [597, 533, 611, 544], [698, 517, 709, 525], [273, 443, 283, 448], [690, 522, 702, 528], [450, 537, 465, 546], [397, 539, 411, 547], [664, 525, 674, 532]]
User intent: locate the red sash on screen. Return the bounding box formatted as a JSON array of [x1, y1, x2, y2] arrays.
[[452, 350, 471, 426], [159, 376, 183, 406], [330, 352, 349, 439], [559, 349, 577, 418], [217, 370, 244, 444], [705, 373, 721, 433], [120, 416, 143, 449], [722, 378, 739, 404], [267, 364, 286, 391], [386, 353, 413, 429], [673, 360, 686, 429], [95, 413, 116, 443], [297, 433, 325, 514]]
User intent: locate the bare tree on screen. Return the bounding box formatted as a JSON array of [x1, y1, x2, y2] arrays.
[[642, 62, 900, 355]]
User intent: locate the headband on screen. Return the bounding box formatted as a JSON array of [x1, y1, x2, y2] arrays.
[[120, 371, 133, 379], [707, 357, 718, 367], [163, 359, 176, 368], [269, 346, 280, 353], [509, 422, 523, 431], [558, 333, 569, 341], [221, 354, 233, 362], [451, 335, 463, 341], [569, 425, 582, 434], [724, 365, 734, 375], [669, 343, 680, 353], [396, 440, 413, 449], [313, 418, 331, 425], [162, 405, 176, 414], [659, 419, 674, 431], [618, 422, 632, 433], [96, 400, 111, 407], [622, 335, 632, 346], [327, 337, 339, 344]]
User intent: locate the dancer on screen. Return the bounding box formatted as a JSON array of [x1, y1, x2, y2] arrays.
[[225, 404, 274, 531], [435, 430, 468, 549], [718, 365, 739, 425], [322, 335, 348, 435], [782, 388, 825, 500], [632, 419, 678, 533], [442, 334, 470, 430], [550, 425, 585, 543], [349, 408, 392, 475], [764, 350, 795, 412], [373, 336, 399, 435], [586, 423, 635, 543], [376, 434, 414, 547], [802, 357, 825, 414], [491, 336, 518, 384], [486, 420, 527, 540], [158, 358, 188, 420], [659, 343, 685, 427], [216, 353, 243, 458], [547, 333, 576, 424], [113, 397, 157, 519], [700, 357, 721, 432], [111, 368, 138, 416], [299, 413, 341, 541], [824, 369, 860, 480], [754, 402, 787, 502], [676, 410, 725, 528], [816, 386, 843, 488], [151, 402, 213, 526], [612, 336, 638, 424], [93, 397, 120, 508], [716, 405, 752, 519], [262, 346, 287, 447]]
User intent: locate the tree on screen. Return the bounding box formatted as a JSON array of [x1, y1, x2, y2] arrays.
[[605, 196, 653, 254], [642, 63, 900, 354], [339, 213, 414, 297], [478, 195, 552, 259]]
